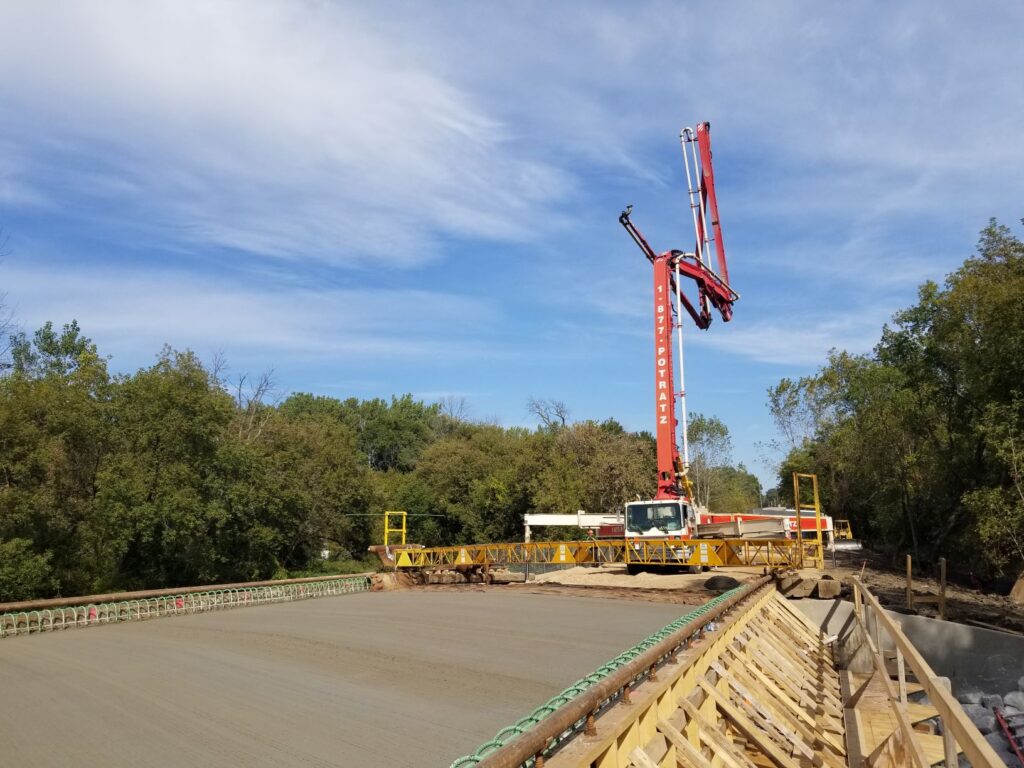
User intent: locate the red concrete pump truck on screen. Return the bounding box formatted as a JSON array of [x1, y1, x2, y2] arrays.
[[618, 123, 739, 566]]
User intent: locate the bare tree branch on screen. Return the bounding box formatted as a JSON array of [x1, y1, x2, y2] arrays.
[[209, 349, 229, 388], [234, 368, 278, 443], [527, 396, 570, 429], [0, 229, 17, 371], [437, 394, 470, 423]]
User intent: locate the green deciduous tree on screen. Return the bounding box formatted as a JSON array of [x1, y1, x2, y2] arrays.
[[686, 413, 731, 511], [0, 321, 110, 595], [767, 218, 1024, 581], [0, 538, 55, 601]]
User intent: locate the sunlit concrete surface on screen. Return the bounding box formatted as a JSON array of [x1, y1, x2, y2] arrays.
[[0, 590, 689, 768]]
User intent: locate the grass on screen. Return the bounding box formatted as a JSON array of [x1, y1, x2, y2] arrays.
[[280, 558, 378, 579]]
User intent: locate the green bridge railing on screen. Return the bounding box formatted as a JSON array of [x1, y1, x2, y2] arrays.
[[449, 585, 746, 768], [0, 575, 372, 639]]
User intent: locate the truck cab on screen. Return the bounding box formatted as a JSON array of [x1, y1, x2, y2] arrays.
[[623, 499, 699, 573], [624, 499, 694, 539]]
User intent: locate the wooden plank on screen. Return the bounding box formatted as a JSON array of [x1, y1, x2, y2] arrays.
[[906, 554, 914, 609], [939, 557, 947, 620], [629, 747, 660, 768], [737, 637, 841, 720], [905, 702, 939, 725], [855, 709, 958, 768], [847, 669, 883, 710], [758, 607, 821, 656], [657, 720, 713, 768], [866, 728, 906, 767], [848, 672, 924, 696], [678, 696, 756, 768], [897, 649, 907, 704], [937, 677, 957, 768], [851, 577, 1004, 768], [744, 632, 843, 714], [768, 594, 832, 641], [748, 618, 835, 681], [718, 658, 847, 760], [698, 677, 801, 768], [711, 661, 844, 768]]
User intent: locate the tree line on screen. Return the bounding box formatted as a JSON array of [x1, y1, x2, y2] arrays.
[[0, 319, 759, 601], [9, 218, 1018, 599], [767, 219, 1024, 587]]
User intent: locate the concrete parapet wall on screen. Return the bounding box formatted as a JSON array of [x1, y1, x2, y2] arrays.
[[793, 597, 1024, 694]]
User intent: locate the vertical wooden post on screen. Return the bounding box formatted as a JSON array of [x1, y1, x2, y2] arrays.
[[905, 554, 914, 610], [811, 474, 824, 569], [939, 677, 957, 767], [896, 649, 907, 704], [792, 473, 803, 568], [939, 557, 947, 620]]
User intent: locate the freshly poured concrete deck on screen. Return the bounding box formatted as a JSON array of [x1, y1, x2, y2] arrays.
[[0, 590, 689, 767]]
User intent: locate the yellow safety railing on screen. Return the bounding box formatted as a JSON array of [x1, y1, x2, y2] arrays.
[[383, 510, 407, 546], [392, 537, 803, 570], [793, 472, 825, 568]]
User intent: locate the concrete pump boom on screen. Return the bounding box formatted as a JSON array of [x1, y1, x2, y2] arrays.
[[619, 122, 738, 504]]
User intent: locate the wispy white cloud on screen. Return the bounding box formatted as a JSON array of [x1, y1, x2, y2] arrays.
[[688, 311, 886, 366], [0, 1, 574, 266], [2, 1, 1022, 398], [0, 142, 48, 208], [3, 1, 1022, 276], [3, 259, 498, 366]]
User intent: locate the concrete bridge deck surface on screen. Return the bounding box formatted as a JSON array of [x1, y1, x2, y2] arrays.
[[0, 590, 689, 768]]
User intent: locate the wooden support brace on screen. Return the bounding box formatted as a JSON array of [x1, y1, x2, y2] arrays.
[[629, 747, 660, 768], [657, 720, 713, 768], [698, 677, 801, 768], [711, 660, 845, 765], [679, 696, 756, 768]]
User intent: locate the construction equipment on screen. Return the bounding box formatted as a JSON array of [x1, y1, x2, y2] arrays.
[[522, 510, 624, 542], [383, 510, 406, 546], [687, 458, 844, 555], [836, 518, 854, 540], [698, 506, 837, 541], [618, 122, 738, 565], [389, 536, 806, 571]]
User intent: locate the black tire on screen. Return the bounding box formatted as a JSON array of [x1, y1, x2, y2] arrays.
[[704, 574, 742, 591]]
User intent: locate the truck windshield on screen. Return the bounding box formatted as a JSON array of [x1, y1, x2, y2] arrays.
[[626, 503, 683, 533]]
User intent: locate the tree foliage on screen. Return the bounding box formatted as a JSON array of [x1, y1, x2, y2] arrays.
[[767, 218, 1024, 582], [2, 318, 762, 600]]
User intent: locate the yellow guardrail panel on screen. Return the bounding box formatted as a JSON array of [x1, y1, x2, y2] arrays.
[[392, 537, 802, 569]]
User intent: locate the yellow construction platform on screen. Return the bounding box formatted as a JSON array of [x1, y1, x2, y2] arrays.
[[393, 537, 815, 570]]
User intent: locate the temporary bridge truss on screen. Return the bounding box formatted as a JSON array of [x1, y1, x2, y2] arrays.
[[389, 537, 823, 571]]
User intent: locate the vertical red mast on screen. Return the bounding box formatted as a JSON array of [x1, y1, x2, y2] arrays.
[[652, 255, 681, 499], [619, 121, 738, 503]]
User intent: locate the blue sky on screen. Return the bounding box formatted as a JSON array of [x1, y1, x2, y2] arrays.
[[1, 1, 1023, 489]]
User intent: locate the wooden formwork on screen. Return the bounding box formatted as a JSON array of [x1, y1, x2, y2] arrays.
[[541, 587, 846, 768], [470, 577, 1007, 768], [846, 577, 1004, 767]]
